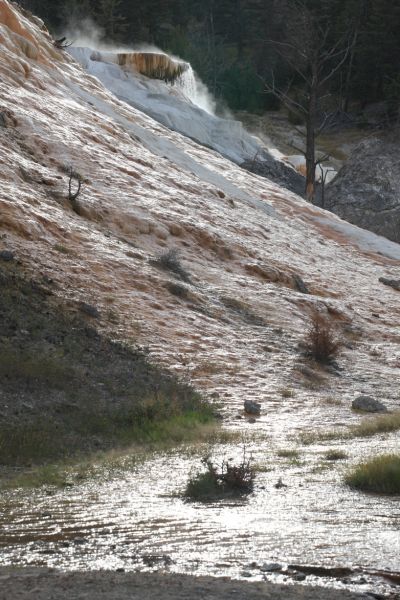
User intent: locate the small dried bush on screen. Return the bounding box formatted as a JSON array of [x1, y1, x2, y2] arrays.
[[185, 450, 255, 501], [165, 281, 189, 299], [280, 387, 295, 398], [151, 249, 190, 282], [304, 310, 341, 364], [220, 295, 265, 326], [325, 449, 348, 461], [277, 448, 300, 459]]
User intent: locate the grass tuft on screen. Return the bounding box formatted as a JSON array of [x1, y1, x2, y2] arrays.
[[351, 412, 400, 437], [277, 448, 300, 459], [279, 388, 295, 398], [324, 449, 348, 461], [322, 396, 343, 406], [345, 454, 400, 494]]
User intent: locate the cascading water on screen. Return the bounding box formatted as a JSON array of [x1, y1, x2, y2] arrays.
[[176, 64, 216, 115], [77, 43, 216, 115], [177, 65, 196, 102]]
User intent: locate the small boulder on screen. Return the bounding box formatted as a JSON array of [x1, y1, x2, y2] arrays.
[[352, 395, 388, 413], [0, 110, 16, 128], [0, 250, 14, 262], [79, 302, 100, 319], [244, 400, 261, 416], [379, 277, 400, 291], [293, 274, 309, 294], [260, 562, 283, 573], [246, 562, 260, 570]]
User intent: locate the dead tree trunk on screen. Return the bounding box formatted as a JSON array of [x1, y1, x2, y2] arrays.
[[305, 75, 317, 201], [263, 1, 353, 203]]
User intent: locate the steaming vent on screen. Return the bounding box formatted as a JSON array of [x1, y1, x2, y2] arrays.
[[91, 50, 189, 83]]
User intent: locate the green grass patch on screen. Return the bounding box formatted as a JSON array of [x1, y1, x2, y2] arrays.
[[298, 429, 340, 445], [0, 404, 214, 468], [54, 243, 74, 255], [0, 346, 77, 390], [298, 411, 400, 445], [115, 410, 214, 446], [345, 454, 400, 494], [3, 463, 93, 489], [1, 412, 219, 489]]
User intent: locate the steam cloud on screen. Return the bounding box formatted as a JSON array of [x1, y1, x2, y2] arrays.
[[62, 18, 217, 115]]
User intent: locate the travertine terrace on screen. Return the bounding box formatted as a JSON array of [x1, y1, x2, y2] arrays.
[[0, 0, 399, 427]]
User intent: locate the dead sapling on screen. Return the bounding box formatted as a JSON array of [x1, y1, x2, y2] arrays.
[[68, 168, 83, 214], [318, 163, 336, 209]]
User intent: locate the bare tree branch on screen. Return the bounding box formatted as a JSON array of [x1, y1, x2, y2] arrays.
[[263, 71, 307, 115], [68, 167, 83, 203], [289, 141, 306, 156], [315, 153, 331, 166]]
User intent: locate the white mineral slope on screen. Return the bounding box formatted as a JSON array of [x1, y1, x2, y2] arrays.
[[68, 46, 265, 165], [0, 0, 399, 436]]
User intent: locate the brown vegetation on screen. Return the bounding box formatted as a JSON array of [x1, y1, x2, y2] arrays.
[[304, 310, 342, 364], [151, 249, 191, 282], [185, 450, 255, 500]]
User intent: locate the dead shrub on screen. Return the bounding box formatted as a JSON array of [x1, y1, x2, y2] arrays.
[[151, 249, 191, 282], [304, 310, 342, 364], [185, 449, 255, 500], [165, 281, 190, 299]]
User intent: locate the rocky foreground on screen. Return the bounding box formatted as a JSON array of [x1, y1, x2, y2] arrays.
[[0, 569, 375, 600]]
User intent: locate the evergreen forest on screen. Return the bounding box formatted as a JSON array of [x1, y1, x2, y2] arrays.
[[19, 0, 400, 116]]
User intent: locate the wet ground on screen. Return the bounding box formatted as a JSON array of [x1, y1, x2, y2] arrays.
[[1, 427, 399, 597], [0, 6, 399, 597]]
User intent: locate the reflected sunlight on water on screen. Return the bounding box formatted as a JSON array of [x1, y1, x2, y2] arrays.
[[1, 433, 399, 595]]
